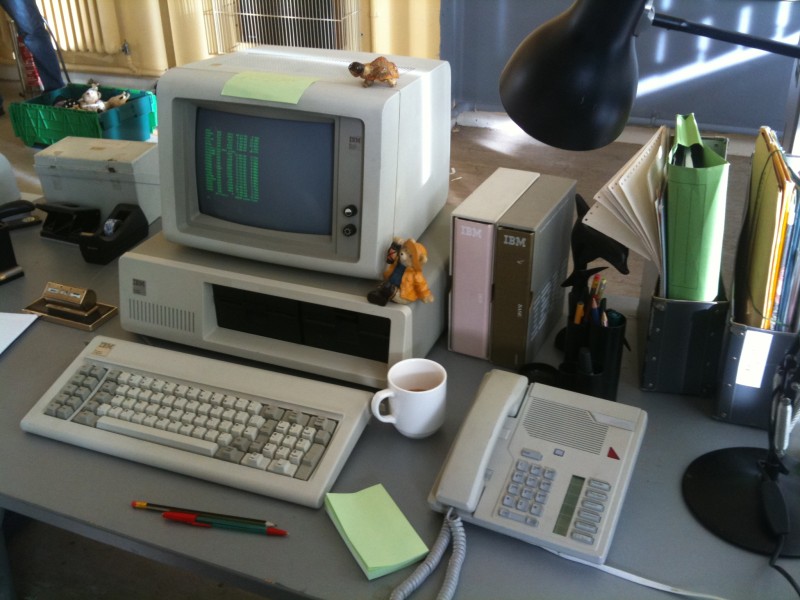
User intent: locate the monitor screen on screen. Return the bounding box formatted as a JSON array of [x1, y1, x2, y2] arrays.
[[196, 107, 334, 236]]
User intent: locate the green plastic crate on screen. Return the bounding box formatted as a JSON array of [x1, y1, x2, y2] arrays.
[[9, 83, 157, 147]]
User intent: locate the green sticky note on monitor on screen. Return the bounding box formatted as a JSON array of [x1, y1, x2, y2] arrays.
[[325, 483, 428, 580], [221, 71, 317, 104]]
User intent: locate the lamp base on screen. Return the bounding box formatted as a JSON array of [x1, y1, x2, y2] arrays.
[[683, 447, 800, 556]]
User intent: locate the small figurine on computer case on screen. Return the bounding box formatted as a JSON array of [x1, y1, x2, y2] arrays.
[[348, 56, 399, 87], [367, 238, 434, 306]]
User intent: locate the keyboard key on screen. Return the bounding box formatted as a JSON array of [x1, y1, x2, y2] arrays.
[[216, 446, 245, 463], [97, 416, 220, 456]]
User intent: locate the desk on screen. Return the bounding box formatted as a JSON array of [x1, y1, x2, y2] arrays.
[[1, 221, 797, 600]]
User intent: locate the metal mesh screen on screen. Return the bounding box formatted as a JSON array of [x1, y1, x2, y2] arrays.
[[204, 0, 360, 55]]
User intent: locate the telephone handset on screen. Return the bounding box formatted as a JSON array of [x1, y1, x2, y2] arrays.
[[429, 369, 647, 565]]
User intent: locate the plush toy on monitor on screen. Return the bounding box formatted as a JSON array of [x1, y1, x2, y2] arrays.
[[367, 238, 434, 306]]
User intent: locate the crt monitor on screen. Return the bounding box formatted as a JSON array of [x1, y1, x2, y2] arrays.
[[157, 46, 451, 279]]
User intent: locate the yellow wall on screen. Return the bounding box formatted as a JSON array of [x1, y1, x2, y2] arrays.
[[369, 0, 441, 59], [0, 0, 440, 80]]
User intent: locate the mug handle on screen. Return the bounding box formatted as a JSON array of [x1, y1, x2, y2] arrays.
[[371, 389, 396, 424]]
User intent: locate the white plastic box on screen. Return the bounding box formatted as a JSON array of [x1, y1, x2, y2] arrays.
[[34, 136, 160, 224]]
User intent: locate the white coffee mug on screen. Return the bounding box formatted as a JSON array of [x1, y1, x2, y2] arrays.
[[371, 358, 447, 438]]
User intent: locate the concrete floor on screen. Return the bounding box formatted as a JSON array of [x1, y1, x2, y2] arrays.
[[3, 512, 267, 600]]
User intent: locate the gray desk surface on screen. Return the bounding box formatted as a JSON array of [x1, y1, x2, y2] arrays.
[[1, 222, 797, 600]]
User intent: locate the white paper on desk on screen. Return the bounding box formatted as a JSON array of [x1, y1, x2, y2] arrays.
[[0, 313, 37, 355], [584, 126, 669, 268]]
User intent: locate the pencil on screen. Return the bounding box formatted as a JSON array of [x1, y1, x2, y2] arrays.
[[131, 500, 277, 528], [589, 273, 601, 297], [573, 301, 585, 324], [596, 278, 607, 300]]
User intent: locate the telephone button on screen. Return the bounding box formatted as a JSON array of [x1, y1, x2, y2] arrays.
[[571, 531, 595, 545], [574, 520, 598, 534], [588, 478, 611, 491], [578, 509, 601, 523], [582, 499, 605, 513], [586, 489, 608, 502], [521, 449, 543, 461], [498, 508, 539, 528]]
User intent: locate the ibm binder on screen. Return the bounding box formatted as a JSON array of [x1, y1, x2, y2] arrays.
[[449, 168, 540, 358]]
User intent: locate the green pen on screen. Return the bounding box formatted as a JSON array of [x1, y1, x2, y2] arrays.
[[162, 511, 288, 536]]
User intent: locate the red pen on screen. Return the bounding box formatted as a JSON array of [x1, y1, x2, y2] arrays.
[[162, 511, 288, 536]]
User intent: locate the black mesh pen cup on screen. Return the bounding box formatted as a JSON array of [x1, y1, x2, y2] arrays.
[[558, 309, 626, 401]]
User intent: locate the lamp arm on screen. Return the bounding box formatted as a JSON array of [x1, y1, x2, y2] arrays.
[[647, 8, 800, 60]]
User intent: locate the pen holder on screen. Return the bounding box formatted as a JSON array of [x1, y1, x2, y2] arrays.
[[557, 310, 627, 401]]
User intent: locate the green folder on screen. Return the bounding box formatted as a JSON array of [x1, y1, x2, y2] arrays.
[[665, 113, 729, 301], [325, 484, 428, 580]]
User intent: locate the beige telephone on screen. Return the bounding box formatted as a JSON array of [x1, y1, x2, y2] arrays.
[[429, 369, 647, 564]]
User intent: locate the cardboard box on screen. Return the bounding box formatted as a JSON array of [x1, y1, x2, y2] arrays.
[[35, 137, 160, 224], [9, 83, 157, 147], [638, 262, 729, 396]]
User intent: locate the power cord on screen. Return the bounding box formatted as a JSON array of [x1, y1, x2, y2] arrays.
[[761, 478, 800, 597], [769, 535, 800, 597], [762, 345, 800, 597]]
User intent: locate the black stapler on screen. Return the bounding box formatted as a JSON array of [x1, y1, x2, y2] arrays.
[[79, 203, 148, 264], [40, 202, 101, 243], [0, 199, 41, 230]]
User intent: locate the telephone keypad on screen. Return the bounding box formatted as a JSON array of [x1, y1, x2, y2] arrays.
[[499, 451, 616, 548], [498, 448, 556, 528]]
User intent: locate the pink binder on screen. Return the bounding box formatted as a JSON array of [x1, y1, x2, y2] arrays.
[[450, 217, 495, 357]]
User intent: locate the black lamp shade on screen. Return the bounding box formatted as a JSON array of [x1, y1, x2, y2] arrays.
[[499, 0, 648, 151]]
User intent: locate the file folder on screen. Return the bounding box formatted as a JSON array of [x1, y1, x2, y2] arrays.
[[664, 114, 729, 302], [733, 128, 798, 330]]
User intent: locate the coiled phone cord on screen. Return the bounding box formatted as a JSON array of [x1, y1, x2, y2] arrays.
[[389, 508, 466, 600]]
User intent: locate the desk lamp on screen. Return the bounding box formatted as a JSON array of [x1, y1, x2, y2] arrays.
[[499, 0, 800, 151], [498, 0, 800, 571]]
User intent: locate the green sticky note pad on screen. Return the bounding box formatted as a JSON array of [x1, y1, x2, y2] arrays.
[[325, 484, 428, 580], [221, 71, 317, 104]]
